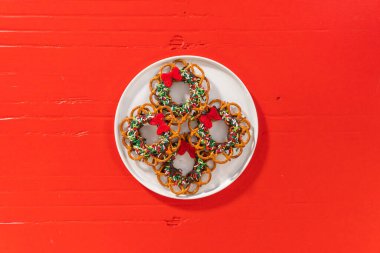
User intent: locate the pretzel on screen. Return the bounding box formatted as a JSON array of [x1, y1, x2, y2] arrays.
[[189, 100, 251, 164], [155, 135, 216, 195], [119, 103, 181, 167], [149, 59, 210, 124]]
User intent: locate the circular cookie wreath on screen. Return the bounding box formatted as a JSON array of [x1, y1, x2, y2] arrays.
[[118, 58, 255, 196], [189, 99, 251, 164], [149, 59, 210, 123], [155, 136, 216, 195], [119, 103, 181, 166]]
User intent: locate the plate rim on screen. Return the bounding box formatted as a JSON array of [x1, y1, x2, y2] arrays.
[[114, 55, 259, 200]]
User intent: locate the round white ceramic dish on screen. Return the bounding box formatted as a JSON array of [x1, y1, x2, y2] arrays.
[[114, 55, 258, 199]]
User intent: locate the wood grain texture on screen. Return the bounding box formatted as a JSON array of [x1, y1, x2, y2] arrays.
[[0, 0, 379, 252]]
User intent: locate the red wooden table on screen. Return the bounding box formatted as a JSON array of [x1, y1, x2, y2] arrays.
[[0, 0, 379, 252]]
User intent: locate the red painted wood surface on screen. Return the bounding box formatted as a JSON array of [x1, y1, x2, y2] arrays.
[[0, 0, 379, 252]]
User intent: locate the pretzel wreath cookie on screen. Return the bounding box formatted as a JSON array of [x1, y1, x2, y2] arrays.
[[119, 103, 181, 167], [155, 135, 216, 195], [149, 59, 210, 123], [189, 99, 251, 164], [118, 59, 254, 196]]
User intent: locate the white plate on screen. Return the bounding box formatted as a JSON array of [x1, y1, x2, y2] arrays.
[[114, 55, 258, 199]]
